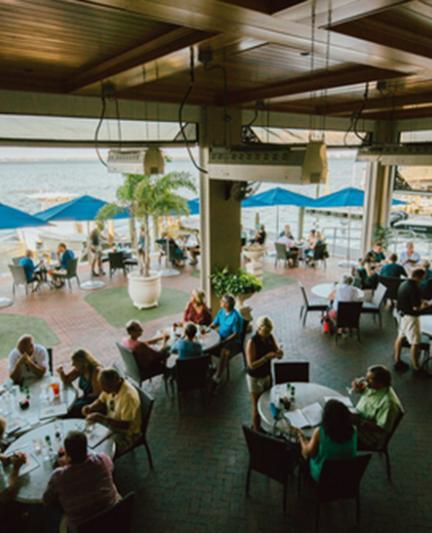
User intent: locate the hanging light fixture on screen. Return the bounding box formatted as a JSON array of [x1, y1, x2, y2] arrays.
[[144, 146, 165, 175], [302, 0, 328, 184]]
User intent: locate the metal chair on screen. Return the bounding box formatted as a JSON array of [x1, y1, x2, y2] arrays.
[[300, 454, 372, 530], [274, 242, 288, 268], [361, 283, 387, 327], [358, 401, 405, 481], [9, 264, 36, 296], [108, 251, 127, 278], [242, 425, 297, 514], [335, 301, 363, 342], [11, 256, 24, 266], [75, 492, 135, 533], [298, 282, 328, 327], [175, 355, 211, 410], [114, 387, 154, 468], [115, 342, 169, 393], [53, 258, 80, 290], [226, 319, 250, 381], [273, 361, 309, 384], [377, 275, 403, 306]]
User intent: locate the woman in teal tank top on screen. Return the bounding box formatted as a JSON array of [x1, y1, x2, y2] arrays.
[[296, 399, 357, 481]]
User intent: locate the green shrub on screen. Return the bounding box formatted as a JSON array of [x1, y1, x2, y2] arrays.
[[210, 267, 263, 297]]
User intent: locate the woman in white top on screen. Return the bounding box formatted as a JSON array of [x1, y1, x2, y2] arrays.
[[328, 275, 363, 330]]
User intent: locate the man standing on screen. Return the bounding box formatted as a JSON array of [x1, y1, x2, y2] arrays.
[[210, 294, 244, 385], [394, 268, 430, 371], [83, 369, 141, 453], [8, 334, 47, 384], [43, 431, 120, 531]]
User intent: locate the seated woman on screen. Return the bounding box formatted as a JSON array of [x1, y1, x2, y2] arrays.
[[156, 233, 186, 267], [296, 399, 357, 481], [252, 225, 266, 245], [182, 289, 212, 326], [304, 229, 321, 264], [356, 252, 379, 290], [171, 323, 203, 360], [122, 320, 170, 379], [246, 316, 283, 431], [57, 349, 103, 418]]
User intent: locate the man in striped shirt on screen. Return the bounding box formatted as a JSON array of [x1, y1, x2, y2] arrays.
[[43, 430, 120, 530]]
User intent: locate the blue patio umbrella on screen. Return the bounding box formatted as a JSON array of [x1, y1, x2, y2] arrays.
[[242, 187, 313, 235], [187, 198, 200, 216], [310, 187, 406, 208], [0, 202, 49, 230], [35, 194, 129, 222]]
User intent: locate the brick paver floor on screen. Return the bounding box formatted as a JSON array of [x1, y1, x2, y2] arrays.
[[1, 259, 431, 532]]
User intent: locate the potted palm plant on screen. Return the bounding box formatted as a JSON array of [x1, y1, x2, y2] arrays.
[[99, 172, 196, 308]]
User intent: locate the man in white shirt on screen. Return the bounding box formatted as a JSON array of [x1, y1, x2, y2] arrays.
[[328, 275, 363, 328], [8, 335, 48, 384], [276, 233, 295, 251], [400, 242, 420, 267]]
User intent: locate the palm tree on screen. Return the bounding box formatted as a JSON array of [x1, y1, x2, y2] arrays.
[[98, 172, 196, 277]]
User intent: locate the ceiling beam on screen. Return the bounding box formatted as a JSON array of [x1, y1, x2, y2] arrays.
[[65, 28, 214, 92], [320, 0, 411, 28], [317, 91, 432, 116], [71, 0, 432, 73], [226, 65, 404, 104]]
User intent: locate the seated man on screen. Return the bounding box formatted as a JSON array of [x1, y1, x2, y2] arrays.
[[18, 249, 38, 284], [328, 275, 363, 330], [210, 294, 244, 385], [379, 253, 407, 278], [368, 242, 386, 264], [122, 320, 170, 379], [171, 323, 203, 360], [279, 224, 294, 240], [351, 365, 402, 450], [50, 242, 75, 288], [276, 230, 299, 266], [8, 334, 47, 384], [83, 368, 141, 453], [400, 241, 420, 268], [43, 430, 120, 532]]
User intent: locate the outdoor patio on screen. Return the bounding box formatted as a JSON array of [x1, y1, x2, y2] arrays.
[[0, 259, 431, 532]]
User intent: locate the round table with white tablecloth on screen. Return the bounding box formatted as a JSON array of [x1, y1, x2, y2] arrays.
[[258, 382, 345, 437], [311, 282, 364, 300], [4, 418, 115, 503]]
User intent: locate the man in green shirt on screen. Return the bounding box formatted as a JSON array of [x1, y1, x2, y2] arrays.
[[351, 365, 402, 449]]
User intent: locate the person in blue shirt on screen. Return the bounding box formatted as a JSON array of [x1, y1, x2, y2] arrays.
[[49, 243, 75, 288], [19, 249, 37, 283], [171, 323, 203, 360], [210, 294, 243, 384], [380, 253, 407, 279]]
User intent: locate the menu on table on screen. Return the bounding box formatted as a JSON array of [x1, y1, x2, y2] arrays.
[[39, 403, 68, 420]]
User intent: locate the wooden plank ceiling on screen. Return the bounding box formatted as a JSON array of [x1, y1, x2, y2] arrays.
[[1, 0, 432, 120]]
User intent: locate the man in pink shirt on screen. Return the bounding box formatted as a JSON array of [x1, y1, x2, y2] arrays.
[[122, 320, 170, 379], [43, 431, 120, 531]]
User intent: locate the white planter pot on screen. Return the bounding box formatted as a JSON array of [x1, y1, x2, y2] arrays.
[[127, 270, 162, 309]]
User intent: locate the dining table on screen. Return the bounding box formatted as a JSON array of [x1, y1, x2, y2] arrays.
[[311, 282, 365, 300], [0, 375, 77, 439], [258, 382, 347, 438], [4, 418, 115, 503], [157, 325, 221, 368]]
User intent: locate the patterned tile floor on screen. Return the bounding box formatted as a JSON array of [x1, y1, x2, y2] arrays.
[[1, 259, 431, 532]]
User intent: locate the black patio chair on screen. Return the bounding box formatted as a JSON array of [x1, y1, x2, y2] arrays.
[[274, 242, 288, 268], [377, 275, 403, 306], [115, 342, 169, 394], [298, 282, 328, 327], [53, 258, 80, 290], [108, 251, 127, 278], [75, 492, 135, 533], [175, 355, 211, 410], [273, 361, 309, 384], [361, 282, 387, 327], [300, 454, 372, 530], [358, 402, 405, 481], [335, 301, 363, 342], [9, 264, 36, 296], [114, 387, 154, 468], [242, 425, 298, 514]]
